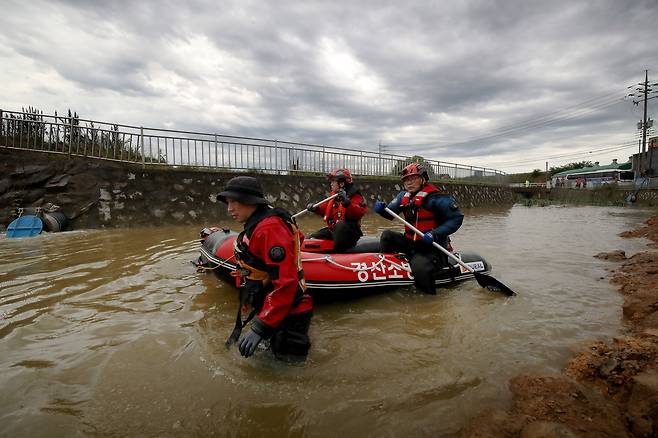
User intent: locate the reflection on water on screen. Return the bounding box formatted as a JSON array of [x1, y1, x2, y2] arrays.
[[0, 205, 653, 437]]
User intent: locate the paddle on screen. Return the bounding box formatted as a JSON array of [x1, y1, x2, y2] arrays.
[[292, 194, 338, 219], [384, 207, 516, 296]]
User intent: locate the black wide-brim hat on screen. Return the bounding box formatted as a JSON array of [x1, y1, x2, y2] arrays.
[[217, 176, 270, 205]]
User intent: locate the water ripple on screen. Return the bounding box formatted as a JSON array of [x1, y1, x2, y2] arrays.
[[0, 207, 654, 437]]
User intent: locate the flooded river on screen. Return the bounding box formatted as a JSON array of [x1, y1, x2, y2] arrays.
[[0, 205, 653, 437]]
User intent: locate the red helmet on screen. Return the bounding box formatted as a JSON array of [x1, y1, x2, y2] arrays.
[[326, 168, 353, 184], [400, 162, 428, 181]]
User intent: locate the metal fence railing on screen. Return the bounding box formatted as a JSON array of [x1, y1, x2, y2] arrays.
[[0, 109, 508, 183]]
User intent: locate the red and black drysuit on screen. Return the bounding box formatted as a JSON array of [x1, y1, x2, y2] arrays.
[[310, 184, 368, 252], [228, 206, 313, 359], [377, 183, 464, 294]]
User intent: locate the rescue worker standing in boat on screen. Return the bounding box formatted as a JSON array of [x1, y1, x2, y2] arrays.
[[217, 176, 313, 361], [374, 163, 464, 294], [306, 168, 368, 252]]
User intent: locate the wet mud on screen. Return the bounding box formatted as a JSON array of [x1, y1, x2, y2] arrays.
[[464, 213, 658, 438]]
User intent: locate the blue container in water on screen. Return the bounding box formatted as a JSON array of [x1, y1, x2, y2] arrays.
[[6, 215, 44, 238]]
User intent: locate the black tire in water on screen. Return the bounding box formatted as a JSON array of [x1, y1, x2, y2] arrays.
[[42, 212, 69, 232]]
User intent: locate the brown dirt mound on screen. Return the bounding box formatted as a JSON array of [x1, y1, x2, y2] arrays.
[[619, 215, 658, 241], [594, 250, 627, 261]]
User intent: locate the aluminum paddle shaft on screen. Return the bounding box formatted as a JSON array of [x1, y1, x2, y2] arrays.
[[292, 194, 338, 219]]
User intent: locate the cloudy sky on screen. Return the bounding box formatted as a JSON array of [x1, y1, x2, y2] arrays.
[[2, 0, 657, 173]]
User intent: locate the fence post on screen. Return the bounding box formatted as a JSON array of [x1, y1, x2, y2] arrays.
[[214, 134, 218, 169], [0, 109, 3, 140], [68, 116, 73, 158], [140, 127, 145, 169]]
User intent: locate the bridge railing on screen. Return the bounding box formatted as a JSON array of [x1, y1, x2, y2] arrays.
[[0, 109, 508, 184]]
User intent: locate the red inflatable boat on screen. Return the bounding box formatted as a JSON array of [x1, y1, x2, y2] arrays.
[[197, 227, 491, 294]]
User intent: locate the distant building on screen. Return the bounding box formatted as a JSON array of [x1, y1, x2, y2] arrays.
[[551, 159, 633, 188], [631, 140, 658, 177]]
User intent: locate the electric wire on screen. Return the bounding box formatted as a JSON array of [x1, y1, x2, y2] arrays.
[[382, 83, 637, 150], [490, 141, 638, 166], [496, 143, 639, 169]]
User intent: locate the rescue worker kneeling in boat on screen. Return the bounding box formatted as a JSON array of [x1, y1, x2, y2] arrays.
[[306, 167, 368, 252], [373, 163, 464, 294], [218, 176, 313, 361]]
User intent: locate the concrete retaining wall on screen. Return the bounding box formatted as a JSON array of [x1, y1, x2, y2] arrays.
[[0, 149, 514, 230]]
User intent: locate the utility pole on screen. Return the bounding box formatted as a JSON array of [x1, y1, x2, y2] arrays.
[[642, 70, 649, 156], [630, 70, 658, 176]]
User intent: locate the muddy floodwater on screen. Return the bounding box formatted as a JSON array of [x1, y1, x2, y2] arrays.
[[0, 205, 654, 437]]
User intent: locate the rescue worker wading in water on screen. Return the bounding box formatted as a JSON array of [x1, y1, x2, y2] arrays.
[[218, 176, 313, 361], [306, 168, 368, 252], [373, 163, 464, 294]]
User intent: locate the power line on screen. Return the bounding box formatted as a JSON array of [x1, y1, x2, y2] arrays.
[[484, 71, 657, 171], [383, 97, 624, 152], [496, 142, 638, 169], [490, 141, 637, 166], [381, 84, 635, 150], [450, 99, 623, 145]]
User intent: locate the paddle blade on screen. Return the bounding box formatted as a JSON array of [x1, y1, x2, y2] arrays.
[[474, 272, 516, 296]]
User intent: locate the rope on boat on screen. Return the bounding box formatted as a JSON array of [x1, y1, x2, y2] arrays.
[[197, 252, 236, 272], [302, 253, 412, 273], [196, 264, 221, 272], [382, 258, 413, 273], [200, 243, 413, 275]]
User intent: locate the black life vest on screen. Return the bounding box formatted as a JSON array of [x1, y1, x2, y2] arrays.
[[399, 183, 440, 241], [226, 206, 306, 346]]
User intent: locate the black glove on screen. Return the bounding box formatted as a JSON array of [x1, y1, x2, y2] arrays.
[[336, 189, 350, 207], [238, 328, 262, 357], [306, 202, 317, 213]]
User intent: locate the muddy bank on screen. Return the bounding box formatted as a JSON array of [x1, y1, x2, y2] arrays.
[[464, 213, 658, 437], [546, 187, 658, 207]]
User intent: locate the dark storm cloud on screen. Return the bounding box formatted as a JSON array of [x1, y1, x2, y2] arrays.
[[2, 0, 657, 171]]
